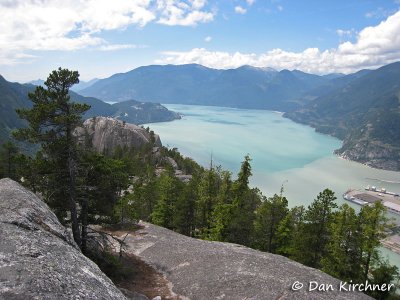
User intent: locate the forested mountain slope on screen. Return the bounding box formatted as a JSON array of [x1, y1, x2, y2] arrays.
[[0, 76, 179, 145], [285, 62, 400, 171]]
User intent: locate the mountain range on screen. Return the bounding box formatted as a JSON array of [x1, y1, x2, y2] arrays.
[[80, 62, 400, 171], [28, 78, 99, 92], [80, 64, 335, 111], [285, 62, 400, 171], [0, 76, 180, 146]]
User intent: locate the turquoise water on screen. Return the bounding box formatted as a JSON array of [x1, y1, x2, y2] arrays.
[[145, 104, 400, 266]]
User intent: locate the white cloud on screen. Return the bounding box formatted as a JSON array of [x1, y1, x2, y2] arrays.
[[0, 0, 215, 65], [246, 0, 255, 5], [157, 10, 400, 74], [336, 29, 354, 37], [336, 28, 357, 42], [99, 44, 142, 51], [235, 6, 247, 14], [204, 36, 212, 42], [156, 0, 214, 26]]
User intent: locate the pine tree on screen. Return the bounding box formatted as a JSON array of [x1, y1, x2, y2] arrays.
[[14, 68, 90, 246], [0, 141, 20, 180], [253, 194, 289, 252], [275, 205, 306, 257], [195, 168, 219, 237], [227, 155, 260, 246], [173, 175, 198, 236], [322, 204, 362, 281], [209, 171, 233, 241], [151, 172, 182, 229], [358, 202, 389, 281], [295, 189, 337, 268]]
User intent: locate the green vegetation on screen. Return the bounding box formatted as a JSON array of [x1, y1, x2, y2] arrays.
[[0, 68, 398, 299], [0, 74, 179, 149], [285, 61, 400, 171]]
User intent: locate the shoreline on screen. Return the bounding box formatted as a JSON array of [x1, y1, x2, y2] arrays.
[[156, 102, 400, 174]]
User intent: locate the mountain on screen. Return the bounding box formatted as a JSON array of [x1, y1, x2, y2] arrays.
[[0, 76, 180, 146], [285, 62, 400, 171], [29, 78, 99, 92], [71, 78, 99, 91], [28, 79, 45, 87], [80, 64, 335, 111], [0, 76, 32, 144]]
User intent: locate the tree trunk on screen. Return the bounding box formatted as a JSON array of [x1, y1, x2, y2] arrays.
[[81, 197, 88, 254], [68, 156, 81, 247]]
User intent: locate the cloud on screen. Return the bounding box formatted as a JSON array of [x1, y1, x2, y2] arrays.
[[235, 6, 247, 14], [0, 0, 215, 65], [99, 44, 142, 51], [365, 7, 394, 19], [204, 36, 212, 42], [157, 0, 214, 26], [336, 28, 357, 42], [246, 0, 255, 5], [157, 10, 400, 74]]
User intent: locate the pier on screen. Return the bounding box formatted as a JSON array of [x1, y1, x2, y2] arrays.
[[343, 186, 400, 215]]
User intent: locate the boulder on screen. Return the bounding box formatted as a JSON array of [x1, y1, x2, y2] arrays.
[[0, 178, 127, 300]]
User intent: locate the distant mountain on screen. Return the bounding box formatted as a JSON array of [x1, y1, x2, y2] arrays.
[[71, 78, 99, 92], [285, 62, 400, 171], [80, 64, 336, 111], [0, 76, 32, 145], [294, 69, 372, 105], [0, 76, 180, 146], [28, 79, 45, 87], [29, 78, 99, 92]]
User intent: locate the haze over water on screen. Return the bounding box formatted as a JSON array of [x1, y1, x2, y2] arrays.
[[146, 104, 400, 265]]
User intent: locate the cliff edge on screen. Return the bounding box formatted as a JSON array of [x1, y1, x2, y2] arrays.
[[117, 222, 371, 300], [0, 178, 127, 300]]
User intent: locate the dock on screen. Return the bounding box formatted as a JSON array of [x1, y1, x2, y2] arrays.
[[343, 186, 400, 215], [381, 234, 400, 255]]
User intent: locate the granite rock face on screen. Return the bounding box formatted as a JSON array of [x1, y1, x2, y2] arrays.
[[76, 116, 162, 153], [121, 222, 372, 300], [0, 178, 127, 300], [335, 139, 400, 171]]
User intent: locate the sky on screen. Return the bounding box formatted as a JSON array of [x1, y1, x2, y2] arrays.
[[1, 0, 400, 82]]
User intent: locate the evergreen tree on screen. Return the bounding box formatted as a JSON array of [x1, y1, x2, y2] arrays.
[[368, 259, 399, 300], [195, 167, 219, 237], [151, 172, 182, 229], [227, 155, 260, 246], [322, 204, 362, 281], [0, 141, 20, 180], [173, 175, 198, 236], [209, 171, 233, 241], [253, 194, 289, 252], [275, 205, 306, 257], [358, 202, 390, 281], [295, 189, 337, 268], [14, 68, 90, 246]]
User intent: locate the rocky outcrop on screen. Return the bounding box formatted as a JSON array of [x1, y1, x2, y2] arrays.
[[335, 139, 400, 171], [116, 222, 372, 300], [76, 116, 162, 153], [0, 178, 127, 300]]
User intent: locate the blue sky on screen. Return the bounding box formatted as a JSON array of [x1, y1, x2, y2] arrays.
[[1, 0, 400, 82]]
